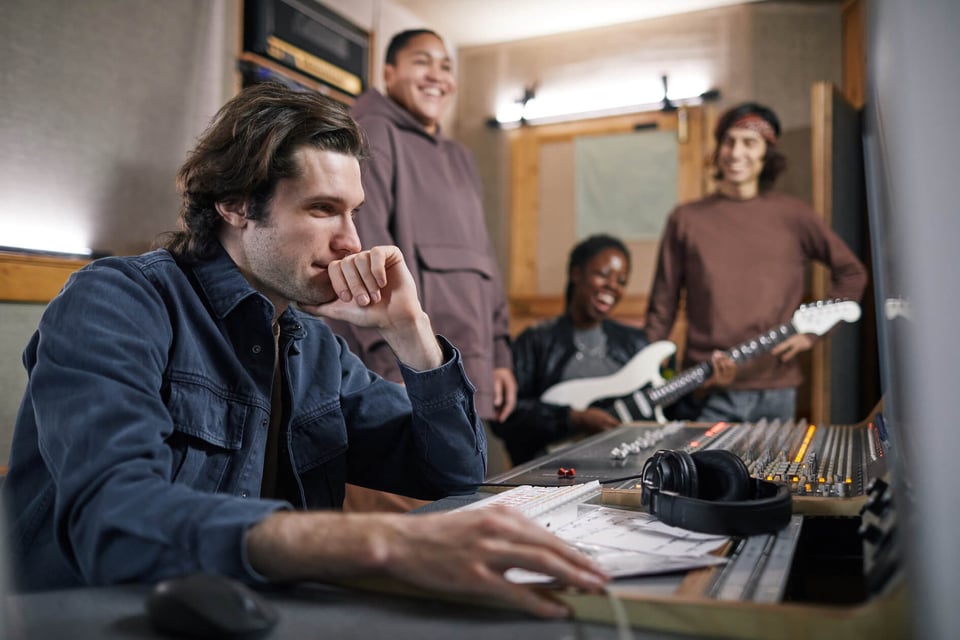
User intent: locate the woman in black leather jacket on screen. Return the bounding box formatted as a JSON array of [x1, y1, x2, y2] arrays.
[[493, 235, 734, 465], [492, 235, 650, 465]]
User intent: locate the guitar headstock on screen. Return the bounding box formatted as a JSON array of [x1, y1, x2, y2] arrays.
[[792, 299, 862, 335]]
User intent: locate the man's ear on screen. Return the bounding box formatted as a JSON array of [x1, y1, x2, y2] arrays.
[[215, 199, 248, 228]]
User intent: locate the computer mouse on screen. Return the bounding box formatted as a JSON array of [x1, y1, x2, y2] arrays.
[[145, 572, 279, 640]]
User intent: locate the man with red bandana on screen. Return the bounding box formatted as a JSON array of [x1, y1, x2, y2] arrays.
[[644, 102, 867, 423], [325, 30, 517, 502]]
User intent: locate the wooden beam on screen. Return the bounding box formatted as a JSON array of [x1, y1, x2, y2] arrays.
[[509, 294, 650, 330], [842, 0, 866, 109], [0, 252, 89, 303], [810, 81, 834, 426]]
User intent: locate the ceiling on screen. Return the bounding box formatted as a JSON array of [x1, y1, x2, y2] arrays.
[[391, 0, 763, 47]]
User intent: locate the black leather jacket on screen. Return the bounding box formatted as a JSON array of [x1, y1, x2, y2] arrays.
[[493, 315, 649, 465]]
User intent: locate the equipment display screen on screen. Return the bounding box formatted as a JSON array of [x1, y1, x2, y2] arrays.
[[244, 0, 368, 97]]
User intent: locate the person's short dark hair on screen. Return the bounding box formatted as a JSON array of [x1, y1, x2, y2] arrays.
[[159, 82, 364, 262], [565, 234, 631, 308], [385, 29, 442, 65], [712, 102, 787, 192]]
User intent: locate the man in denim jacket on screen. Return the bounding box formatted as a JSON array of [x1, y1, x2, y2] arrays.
[[1, 83, 606, 618]]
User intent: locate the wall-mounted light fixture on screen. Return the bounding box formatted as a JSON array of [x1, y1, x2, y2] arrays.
[[486, 83, 538, 128], [0, 220, 94, 257], [488, 73, 718, 129]]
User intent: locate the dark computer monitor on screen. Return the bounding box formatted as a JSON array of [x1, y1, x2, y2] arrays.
[[863, 2, 960, 638], [862, 72, 911, 490]]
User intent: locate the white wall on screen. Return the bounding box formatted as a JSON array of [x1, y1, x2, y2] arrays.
[[0, 0, 238, 258], [0, 0, 436, 259]]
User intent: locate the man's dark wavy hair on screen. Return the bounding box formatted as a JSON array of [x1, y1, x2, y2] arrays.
[[158, 82, 364, 262], [565, 234, 631, 308], [712, 102, 786, 192]]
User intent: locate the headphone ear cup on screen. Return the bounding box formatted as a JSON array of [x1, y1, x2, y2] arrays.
[[690, 449, 752, 502], [656, 450, 699, 498]]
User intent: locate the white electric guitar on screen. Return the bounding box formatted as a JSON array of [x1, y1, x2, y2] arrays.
[[540, 300, 861, 424]]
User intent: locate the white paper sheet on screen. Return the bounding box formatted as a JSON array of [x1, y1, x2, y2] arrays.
[[507, 506, 729, 583]]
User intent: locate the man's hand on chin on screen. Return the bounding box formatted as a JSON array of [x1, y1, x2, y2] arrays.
[[302, 245, 443, 371], [301, 246, 412, 326]]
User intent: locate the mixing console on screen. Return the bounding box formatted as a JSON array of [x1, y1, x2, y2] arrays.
[[491, 418, 888, 514], [472, 415, 908, 635]]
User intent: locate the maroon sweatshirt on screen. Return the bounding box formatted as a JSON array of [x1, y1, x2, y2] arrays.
[[325, 89, 511, 419], [645, 191, 867, 389]]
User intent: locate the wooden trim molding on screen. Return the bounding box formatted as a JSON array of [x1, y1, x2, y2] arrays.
[[508, 294, 690, 363], [0, 252, 89, 303], [509, 294, 650, 325]]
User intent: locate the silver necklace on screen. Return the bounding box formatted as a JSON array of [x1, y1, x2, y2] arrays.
[[572, 326, 607, 360]]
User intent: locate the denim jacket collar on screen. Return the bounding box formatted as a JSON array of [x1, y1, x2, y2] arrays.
[[189, 244, 306, 341], [191, 244, 263, 321]]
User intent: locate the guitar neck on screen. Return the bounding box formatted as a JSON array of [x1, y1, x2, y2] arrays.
[[646, 322, 798, 408]]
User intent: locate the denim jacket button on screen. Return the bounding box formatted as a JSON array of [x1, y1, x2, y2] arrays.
[[240, 490, 249, 498], [251, 344, 262, 355]]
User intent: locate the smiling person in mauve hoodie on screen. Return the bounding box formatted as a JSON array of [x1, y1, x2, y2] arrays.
[[325, 30, 517, 508]]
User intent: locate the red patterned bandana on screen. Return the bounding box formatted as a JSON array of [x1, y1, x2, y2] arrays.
[[728, 113, 777, 144]]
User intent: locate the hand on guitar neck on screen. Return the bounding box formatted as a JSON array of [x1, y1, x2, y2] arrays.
[[769, 333, 816, 362], [703, 350, 738, 386]]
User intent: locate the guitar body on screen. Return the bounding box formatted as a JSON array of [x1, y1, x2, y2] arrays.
[[540, 340, 676, 422]]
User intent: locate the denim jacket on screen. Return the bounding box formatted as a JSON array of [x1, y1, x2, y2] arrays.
[[1, 247, 485, 591]]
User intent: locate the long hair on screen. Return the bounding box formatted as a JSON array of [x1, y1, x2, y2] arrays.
[[159, 82, 364, 262], [564, 234, 631, 309], [712, 102, 787, 192]]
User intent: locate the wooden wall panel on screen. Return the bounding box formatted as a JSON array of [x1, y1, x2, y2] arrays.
[[842, 0, 866, 109]]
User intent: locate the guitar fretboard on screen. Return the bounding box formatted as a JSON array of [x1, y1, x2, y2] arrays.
[[647, 323, 797, 408]]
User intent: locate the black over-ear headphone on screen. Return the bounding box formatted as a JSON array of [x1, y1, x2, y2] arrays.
[[640, 449, 792, 536]]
